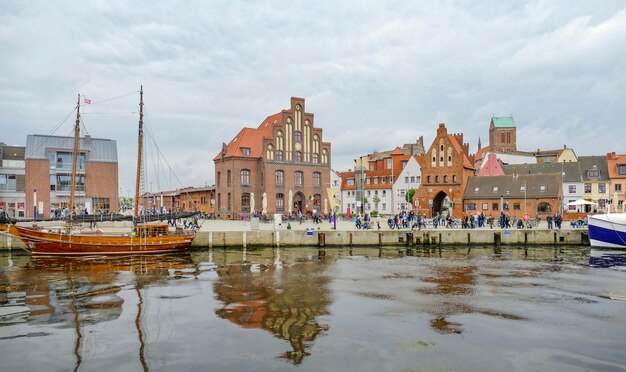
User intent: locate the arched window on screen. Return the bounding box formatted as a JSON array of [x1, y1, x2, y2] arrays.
[[240, 169, 250, 185], [312, 153, 319, 164], [227, 170, 231, 187], [275, 170, 284, 185], [217, 193, 221, 210], [537, 202, 552, 213], [266, 144, 274, 160], [276, 150, 283, 161], [431, 149, 437, 167], [322, 149, 328, 164], [314, 193, 321, 207], [447, 147, 453, 166], [313, 134, 319, 153], [313, 172, 321, 187], [294, 151, 302, 162], [217, 171, 221, 187], [295, 171, 303, 186], [444, 175, 448, 183], [276, 131, 284, 150], [227, 192, 232, 211], [241, 193, 250, 211], [294, 131, 302, 142], [276, 193, 285, 211]]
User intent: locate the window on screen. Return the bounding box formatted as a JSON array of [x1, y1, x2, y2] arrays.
[[266, 145, 274, 160], [217, 172, 221, 187], [322, 149, 328, 164], [375, 190, 378, 195], [492, 186, 499, 192], [276, 193, 284, 211], [49, 174, 55, 191], [618, 164, 626, 175], [217, 193, 221, 210], [381, 177, 386, 184], [275, 170, 284, 185], [367, 190, 371, 196], [427, 176, 431, 183], [537, 202, 551, 213], [373, 177, 378, 184], [382, 203, 386, 211], [492, 203, 499, 211], [401, 161, 407, 169], [584, 183, 591, 193], [53, 152, 86, 170], [616, 183, 623, 192], [474, 187, 479, 192], [520, 185, 526, 191], [587, 169, 600, 178], [435, 175, 440, 183], [314, 194, 321, 207], [482, 203, 488, 210], [0, 174, 16, 191], [242, 148, 250, 156], [227, 192, 232, 210], [240, 169, 250, 185], [569, 185, 576, 193], [294, 151, 302, 162], [444, 175, 448, 183], [241, 193, 250, 211], [513, 203, 521, 210], [312, 153, 319, 164], [568, 199, 577, 211], [366, 178, 371, 185], [313, 172, 321, 187], [405, 177, 409, 183], [276, 150, 283, 161], [410, 176, 415, 183], [295, 171, 303, 186], [56, 174, 85, 192], [382, 190, 387, 197], [294, 131, 302, 142], [227, 170, 231, 187], [452, 175, 457, 183], [465, 203, 476, 210], [92, 198, 110, 213], [539, 185, 546, 191], [599, 183, 606, 193], [347, 178, 354, 186], [386, 159, 392, 169]]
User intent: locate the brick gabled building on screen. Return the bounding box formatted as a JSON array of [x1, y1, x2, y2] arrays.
[[413, 123, 475, 217], [213, 97, 331, 218]]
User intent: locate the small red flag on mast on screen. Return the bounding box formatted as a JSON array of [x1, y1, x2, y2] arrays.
[[84, 97, 92, 104]]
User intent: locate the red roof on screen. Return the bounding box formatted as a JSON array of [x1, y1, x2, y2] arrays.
[[213, 112, 282, 161]]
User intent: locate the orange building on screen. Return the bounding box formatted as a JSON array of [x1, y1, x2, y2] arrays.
[[607, 152, 626, 212], [413, 123, 475, 217]]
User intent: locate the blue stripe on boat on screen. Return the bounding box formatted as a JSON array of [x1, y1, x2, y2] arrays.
[[589, 224, 626, 248]]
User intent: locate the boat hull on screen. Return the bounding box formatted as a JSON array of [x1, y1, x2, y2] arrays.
[[588, 214, 626, 249], [8, 225, 194, 256]]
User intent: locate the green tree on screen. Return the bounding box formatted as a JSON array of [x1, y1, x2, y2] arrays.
[[372, 195, 381, 212], [405, 188, 416, 204]]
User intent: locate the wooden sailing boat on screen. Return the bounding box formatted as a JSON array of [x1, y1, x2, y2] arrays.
[[5, 87, 196, 256]]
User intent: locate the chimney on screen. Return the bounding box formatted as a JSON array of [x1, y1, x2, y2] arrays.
[[513, 169, 518, 178], [410, 144, 414, 156]]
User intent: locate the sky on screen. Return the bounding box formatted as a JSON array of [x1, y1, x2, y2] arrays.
[[1, 0, 625, 196]]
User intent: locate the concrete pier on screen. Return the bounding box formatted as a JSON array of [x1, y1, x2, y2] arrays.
[[0, 220, 591, 250]]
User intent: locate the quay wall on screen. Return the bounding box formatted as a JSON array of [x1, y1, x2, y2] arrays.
[[0, 228, 591, 251]]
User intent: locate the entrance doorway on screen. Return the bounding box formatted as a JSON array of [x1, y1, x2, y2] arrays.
[[432, 191, 451, 217], [294, 192, 305, 213]]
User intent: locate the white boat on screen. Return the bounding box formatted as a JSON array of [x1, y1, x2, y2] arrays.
[[588, 213, 626, 249]]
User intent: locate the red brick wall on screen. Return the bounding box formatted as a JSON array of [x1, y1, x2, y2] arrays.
[[85, 161, 119, 212], [25, 159, 50, 218]]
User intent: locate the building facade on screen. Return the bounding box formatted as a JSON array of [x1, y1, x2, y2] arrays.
[[392, 155, 422, 213], [463, 174, 562, 219], [607, 152, 626, 212], [24, 134, 119, 217], [489, 116, 517, 153], [0, 143, 26, 218], [414, 123, 475, 217], [213, 97, 331, 218], [141, 186, 215, 214]]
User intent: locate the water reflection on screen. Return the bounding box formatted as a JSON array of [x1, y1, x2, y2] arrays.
[[212, 248, 332, 364]]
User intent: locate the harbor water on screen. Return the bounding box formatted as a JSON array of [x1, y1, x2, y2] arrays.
[[1, 246, 625, 371]]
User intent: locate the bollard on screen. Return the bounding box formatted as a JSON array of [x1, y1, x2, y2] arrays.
[[378, 233, 382, 246], [581, 231, 590, 246], [494, 232, 501, 246], [318, 232, 326, 247], [406, 233, 413, 246]]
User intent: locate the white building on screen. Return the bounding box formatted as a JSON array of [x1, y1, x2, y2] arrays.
[[392, 156, 422, 214]]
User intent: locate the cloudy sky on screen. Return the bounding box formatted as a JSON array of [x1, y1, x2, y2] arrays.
[[2, 1, 625, 195]]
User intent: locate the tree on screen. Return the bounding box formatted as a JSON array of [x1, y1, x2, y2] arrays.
[[405, 188, 416, 205], [373, 195, 381, 212]]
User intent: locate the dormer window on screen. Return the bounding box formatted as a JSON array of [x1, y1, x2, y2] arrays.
[[618, 164, 626, 175], [474, 187, 479, 192], [540, 185, 546, 191], [242, 148, 250, 156], [492, 186, 499, 192], [520, 185, 526, 191], [587, 169, 600, 178]]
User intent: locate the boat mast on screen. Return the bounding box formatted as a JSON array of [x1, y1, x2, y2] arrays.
[[133, 86, 144, 222], [68, 94, 81, 216]]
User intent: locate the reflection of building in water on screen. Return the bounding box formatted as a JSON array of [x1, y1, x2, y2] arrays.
[[213, 251, 332, 365]]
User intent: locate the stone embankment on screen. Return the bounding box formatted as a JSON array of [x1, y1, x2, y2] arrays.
[[0, 220, 590, 250]]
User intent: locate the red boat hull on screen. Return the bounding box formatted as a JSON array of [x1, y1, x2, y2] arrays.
[[8, 225, 194, 256]]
